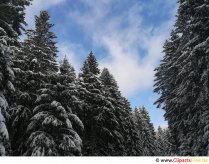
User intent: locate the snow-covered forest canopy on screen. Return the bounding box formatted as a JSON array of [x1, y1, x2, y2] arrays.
[[0, 0, 209, 156]]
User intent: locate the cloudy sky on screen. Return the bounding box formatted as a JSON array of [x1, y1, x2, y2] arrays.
[[24, 0, 178, 128]]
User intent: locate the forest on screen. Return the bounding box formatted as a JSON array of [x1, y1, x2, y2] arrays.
[[0, 0, 208, 156]]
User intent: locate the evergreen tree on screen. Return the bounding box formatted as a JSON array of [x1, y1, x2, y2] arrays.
[[0, 0, 31, 36], [23, 54, 83, 156], [24, 79, 83, 156], [133, 107, 157, 156], [100, 68, 142, 155], [154, 30, 182, 155], [82, 52, 100, 75], [0, 0, 31, 155], [154, 0, 209, 156], [155, 126, 164, 155], [0, 17, 14, 156], [9, 10, 59, 155], [78, 52, 122, 156], [60, 55, 76, 81], [8, 70, 45, 155], [21, 10, 58, 74], [123, 99, 142, 156], [155, 126, 171, 156], [59, 56, 84, 136]]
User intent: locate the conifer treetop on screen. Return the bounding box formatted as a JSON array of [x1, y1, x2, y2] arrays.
[[100, 68, 118, 88], [60, 55, 76, 77], [81, 51, 100, 75]]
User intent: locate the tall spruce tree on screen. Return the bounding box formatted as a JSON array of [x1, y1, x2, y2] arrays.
[[59, 56, 84, 136], [24, 79, 83, 156], [155, 126, 171, 156], [0, 0, 31, 155], [122, 98, 142, 156], [154, 0, 209, 156], [78, 52, 123, 155], [22, 10, 58, 74], [17, 18, 83, 155], [23, 55, 83, 156], [9, 10, 59, 155], [60, 55, 76, 81], [154, 30, 182, 155], [133, 107, 157, 156], [100, 68, 142, 155], [8, 69, 46, 155]]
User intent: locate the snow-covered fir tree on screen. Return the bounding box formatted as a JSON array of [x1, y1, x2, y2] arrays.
[[22, 10, 58, 74], [0, 16, 14, 156], [122, 98, 142, 156], [60, 55, 76, 81], [58, 56, 84, 136], [9, 10, 60, 155], [154, 30, 182, 155], [78, 52, 124, 156], [24, 80, 83, 156], [133, 107, 157, 156], [21, 53, 83, 155], [8, 69, 46, 155], [100, 68, 142, 156], [154, 0, 209, 156], [0, 0, 31, 156], [18, 11, 83, 156], [155, 126, 171, 156]]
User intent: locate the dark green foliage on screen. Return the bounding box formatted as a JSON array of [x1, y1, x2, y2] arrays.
[[22, 10, 58, 74], [0, 0, 31, 37], [22, 56, 83, 156], [79, 52, 127, 156], [154, 0, 209, 156], [133, 107, 157, 156], [155, 126, 171, 156], [9, 10, 59, 155], [60, 56, 76, 81], [58, 57, 84, 136], [100, 68, 142, 156], [24, 78, 83, 156], [154, 30, 182, 155], [81, 51, 100, 75], [8, 70, 46, 155], [0, 0, 31, 156]]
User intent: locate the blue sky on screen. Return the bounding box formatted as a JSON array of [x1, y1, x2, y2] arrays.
[[25, 0, 178, 128]]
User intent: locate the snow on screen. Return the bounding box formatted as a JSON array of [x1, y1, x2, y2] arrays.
[[0, 143, 6, 156], [6, 66, 14, 78], [7, 81, 15, 92], [31, 58, 37, 63], [36, 94, 50, 103], [57, 106, 65, 113], [0, 121, 9, 139], [59, 135, 76, 150], [42, 115, 63, 127], [68, 114, 84, 131], [68, 129, 82, 148], [32, 112, 49, 122], [26, 131, 56, 156], [0, 93, 8, 113], [0, 92, 9, 156], [51, 101, 61, 108]]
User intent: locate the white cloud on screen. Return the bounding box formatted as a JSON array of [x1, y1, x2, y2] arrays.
[[25, 0, 177, 97], [25, 0, 66, 29], [65, 0, 177, 97]]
